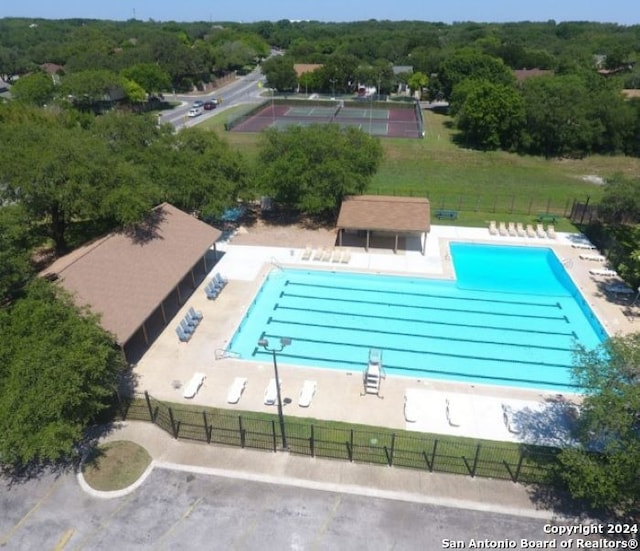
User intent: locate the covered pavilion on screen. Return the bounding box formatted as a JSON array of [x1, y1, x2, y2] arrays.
[[42, 203, 221, 363], [336, 195, 431, 254]]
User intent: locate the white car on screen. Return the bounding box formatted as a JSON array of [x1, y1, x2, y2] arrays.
[[188, 107, 203, 117]]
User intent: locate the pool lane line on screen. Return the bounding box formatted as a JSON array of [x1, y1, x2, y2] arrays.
[[256, 334, 574, 370], [286, 281, 566, 309], [267, 316, 576, 353], [274, 304, 575, 335], [280, 292, 566, 321]]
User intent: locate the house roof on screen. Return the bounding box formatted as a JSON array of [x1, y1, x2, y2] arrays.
[[294, 64, 323, 78], [513, 68, 553, 82], [336, 195, 430, 233], [42, 203, 221, 345]]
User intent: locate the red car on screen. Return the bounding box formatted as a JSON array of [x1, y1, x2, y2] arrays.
[[204, 100, 218, 110]]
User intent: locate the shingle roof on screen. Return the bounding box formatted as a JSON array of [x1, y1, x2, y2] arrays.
[[42, 203, 221, 345], [336, 195, 430, 233]]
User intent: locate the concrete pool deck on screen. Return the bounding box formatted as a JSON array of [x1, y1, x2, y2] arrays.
[[132, 224, 638, 445]]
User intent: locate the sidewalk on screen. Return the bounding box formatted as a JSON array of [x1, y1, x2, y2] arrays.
[[88, 420, 559, 520]]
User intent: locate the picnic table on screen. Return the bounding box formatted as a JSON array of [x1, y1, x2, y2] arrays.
[[536, 213, 557, 223], [435, 209, 458, 220]]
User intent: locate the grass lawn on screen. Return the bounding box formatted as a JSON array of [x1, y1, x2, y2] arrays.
[[82, 440, 151, 491], [199, 104, 640, 231], [125, 397, 557, 484]]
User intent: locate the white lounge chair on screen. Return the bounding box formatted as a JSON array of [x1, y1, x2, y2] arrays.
[[546, 224, 557, 239], [264, 378, 281, 405], [226, 377, 247, 404], [301, 245, 312, 261], [571, 242, 596, 250], [312, 248, 323, 261], [526, 224, 536, 238], [501, 404, 521, 434], [498, 221, 508, 236], [507, 222, 517, 236], [488, 220, 498, 235], [340, 249, 351, 264], [516, 222, 526, 237], [183, 372, 206, 399], [536, 223, 546, 238], [298, 380, 317, 407], [445, 398, 465, 427], [605, 283, 635, 295], [404, 389, 421, 423], [579, 254, 605, 262], [589, 268, 618, 278]]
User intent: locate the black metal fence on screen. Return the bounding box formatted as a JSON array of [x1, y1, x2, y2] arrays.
[[123, 392, 559, 484]]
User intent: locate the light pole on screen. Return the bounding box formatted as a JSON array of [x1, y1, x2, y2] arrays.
[[258, 337, 291, 449]]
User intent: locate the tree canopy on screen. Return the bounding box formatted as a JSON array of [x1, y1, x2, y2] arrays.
[[257, 124, 383, 216], [558, 333, 640, 519], [0, 279, 125, 467]]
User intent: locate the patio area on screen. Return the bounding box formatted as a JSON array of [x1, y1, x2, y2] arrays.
[[132, 222, 638, 445]]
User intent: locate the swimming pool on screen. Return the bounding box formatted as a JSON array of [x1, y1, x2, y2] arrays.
[[228, 244, 607, 392]]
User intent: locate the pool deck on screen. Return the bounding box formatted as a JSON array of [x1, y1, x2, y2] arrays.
[[133, 224, 638, 445]]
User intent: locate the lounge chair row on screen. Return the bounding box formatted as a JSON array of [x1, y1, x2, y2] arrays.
[[488, 221, 556, 239], [262, 378, 317, 407], [175, 306, 203, 342], [205, 272, 227, 300], [301, 246, 351, 264]]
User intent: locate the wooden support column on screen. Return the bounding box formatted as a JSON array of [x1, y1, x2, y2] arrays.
[[141, 321, 149, 345], [160, 301, 167, 324], [366, 230, 370, 251], [394, 233, 398, 254]]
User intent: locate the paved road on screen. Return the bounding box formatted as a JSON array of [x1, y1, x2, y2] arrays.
[[159, 68, 265, 131], [1, 467, 577, 550]]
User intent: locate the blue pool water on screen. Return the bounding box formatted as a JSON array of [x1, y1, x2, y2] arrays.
[[228, 244, 607, 392]]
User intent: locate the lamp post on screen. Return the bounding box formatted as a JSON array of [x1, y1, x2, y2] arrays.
[[258, 337, 291, 449]]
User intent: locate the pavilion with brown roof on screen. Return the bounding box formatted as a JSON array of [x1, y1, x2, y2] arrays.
[[336, 195, 431, 255], [42, 203, 221, 363]]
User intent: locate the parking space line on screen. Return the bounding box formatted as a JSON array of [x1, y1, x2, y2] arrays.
[[0, 477, 63, 547], [72, 493, 135, 550], [156, 497, 203, 550], [53, 528, 74, 550], [312, 494, 342, 548]]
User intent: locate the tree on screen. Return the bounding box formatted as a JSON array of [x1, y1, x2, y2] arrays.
[[438, 50, 515, 99], [0, 204, 34, 302], [407, 71, 428, 97], [453, 79, 525, 151], [598, 175, 640, 224], [0, 112, 159, 252], [0, 279, 125, 467], [150, 128, 249, 219], [10, 72, 56, 106], [261, 55, 297, 92], [257, 125, 383, 215], [557, 333, 640, 519], [120, 63, 171, 95]]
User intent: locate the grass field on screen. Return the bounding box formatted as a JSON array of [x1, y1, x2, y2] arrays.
[[200, 104, 640, 230]]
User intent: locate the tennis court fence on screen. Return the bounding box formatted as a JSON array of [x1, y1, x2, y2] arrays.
[[120, 391, 559, 484]]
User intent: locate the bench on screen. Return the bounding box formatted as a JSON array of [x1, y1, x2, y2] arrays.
[[435, 209, 458, 220], [535, 213, 557, 223]]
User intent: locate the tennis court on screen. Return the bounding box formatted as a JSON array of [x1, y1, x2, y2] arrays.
[[227, 99, 423, 138]]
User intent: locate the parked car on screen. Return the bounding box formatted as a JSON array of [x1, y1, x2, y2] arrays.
[[192, 100, 204, 108], [203, 101, 217, 110], [188, 107, 203, 117]]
